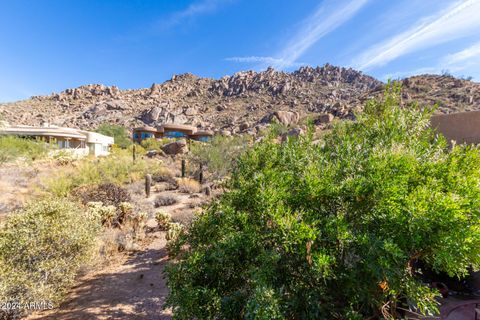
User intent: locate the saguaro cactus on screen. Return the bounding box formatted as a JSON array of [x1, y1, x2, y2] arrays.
[[199, 163, 204, 184], [145, 174, 152, 198], [181, 159, 186, 178]]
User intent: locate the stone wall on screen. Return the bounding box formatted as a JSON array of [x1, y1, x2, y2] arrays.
[[431, 110, 480, 144]]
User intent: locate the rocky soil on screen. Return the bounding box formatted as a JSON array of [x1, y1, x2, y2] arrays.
[[2, 64, 478, 135]]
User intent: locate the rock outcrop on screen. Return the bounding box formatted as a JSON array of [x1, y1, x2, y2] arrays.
[[1, 65, 479, 134]]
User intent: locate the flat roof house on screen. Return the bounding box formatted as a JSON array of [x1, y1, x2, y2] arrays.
[[132, 124, 213, 143], [0, 123, 114, 157]]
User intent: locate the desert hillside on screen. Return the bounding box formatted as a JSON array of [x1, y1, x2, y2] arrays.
[[1, 65, 479, 133]]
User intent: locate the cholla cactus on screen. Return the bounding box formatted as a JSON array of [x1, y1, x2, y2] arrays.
[[129, 211, 149, 239], [119, 202, 134, 217], [155, 211, 172, 230], [86, 201, 104, 220], [166, 222, 184, 242], [86, 202, 116, 227], [134, 211, 148, 228], [100, 205, 117, 227]]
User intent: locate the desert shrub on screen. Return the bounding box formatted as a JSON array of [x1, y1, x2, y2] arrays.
[[52, 150, 76, 165], [0, 136, 48, 164], [268, 122, 289, 136], [177, 178, 201, 194], [46, 148, 157, 196], [152, 166, 175, 183], [77, 183, 131, 207], [165, 83, 480, 319], [154, 195, 178, 207], [95, 124, 132, 149], [189, 135, 251, 180], [0, 199, 101, 319], [156, 211, 172, 230], [141, 137, 170, 151]]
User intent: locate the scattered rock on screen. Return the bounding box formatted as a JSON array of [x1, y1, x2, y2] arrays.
[[161, 139, 188, 155], [2, 65, 477, 130], [315, 113, 334, 124]]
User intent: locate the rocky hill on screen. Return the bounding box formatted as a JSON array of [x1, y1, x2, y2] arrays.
[[1, 64, 479, 134]]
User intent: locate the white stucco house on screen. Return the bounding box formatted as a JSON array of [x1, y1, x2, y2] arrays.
[[0, 122, 114, 157]]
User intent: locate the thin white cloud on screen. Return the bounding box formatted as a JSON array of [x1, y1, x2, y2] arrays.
[[226, 0, 370, 70], [381, 41, 480, 81], [156, 0, 232, 30], [353, 0, 480, 70], [442, 41, 480, 66], [274, 0, 370, 69]]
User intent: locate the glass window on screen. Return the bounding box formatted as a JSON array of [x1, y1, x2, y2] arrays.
[[141, 132, 154, 139], [133, 133, 139, 139], [164, 131, 187, 138]]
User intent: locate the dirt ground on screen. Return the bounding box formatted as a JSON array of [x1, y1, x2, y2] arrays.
[[0, 159, 211, 320], [26, 180, 207, 320], [0, 160, 55, 218]]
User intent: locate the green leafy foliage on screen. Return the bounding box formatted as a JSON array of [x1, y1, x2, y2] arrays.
[[95, 124, 132, 149], [189, 135, 251, 180], [141, 137, 170, 150], [165, 83, 480, 319], [0, 199, 101, 318], [0, 136, 48, 164]]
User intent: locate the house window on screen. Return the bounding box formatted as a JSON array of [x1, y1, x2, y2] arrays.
[[58, 140, 70, 149], [133, 133, 139, 139], [164, 131, 187, 138], [141, 132, 154, 139]]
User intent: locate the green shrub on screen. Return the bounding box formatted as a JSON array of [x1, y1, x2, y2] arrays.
[[0, 136, 48, 164], [189, 135, 251, 180], [95, 124, 132, 149], [46, 148, 159, 196], [0, 199, 101, 318], [141, 137, 170, 150], [165, 83, 480, 319]]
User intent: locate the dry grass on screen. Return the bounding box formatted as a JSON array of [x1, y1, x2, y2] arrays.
[[152, 167, 175, 183], [177, 178, 201, 194]]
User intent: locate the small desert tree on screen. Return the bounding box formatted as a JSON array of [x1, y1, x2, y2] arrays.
[[96, 124, 132, 149], [165, 83, 480, 319], [189, 135, 251, 180]]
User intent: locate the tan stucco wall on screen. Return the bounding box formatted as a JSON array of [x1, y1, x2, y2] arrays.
[[430, 110, 480, 145]]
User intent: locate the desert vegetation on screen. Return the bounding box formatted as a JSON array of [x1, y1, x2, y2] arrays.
[[0, 136, 49, 164], [95, 124, 132, 149], [2, 80, 480, 319], [45, 147, 159, 197], [189, 134, 251, 180], [0, 199, 101, 319], [165, 84, 480, 319]]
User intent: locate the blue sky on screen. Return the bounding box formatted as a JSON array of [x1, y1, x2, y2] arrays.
[[0, 0, 479, 102]]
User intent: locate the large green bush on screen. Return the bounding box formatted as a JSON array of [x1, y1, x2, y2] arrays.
[[0, 199, 101, 318], [165, 84, 480, 319]]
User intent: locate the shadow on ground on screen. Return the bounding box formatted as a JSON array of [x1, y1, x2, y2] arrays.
[[32, 245, 172, 320]]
